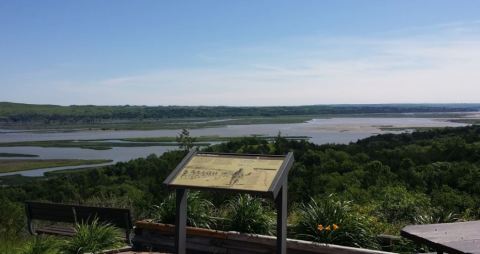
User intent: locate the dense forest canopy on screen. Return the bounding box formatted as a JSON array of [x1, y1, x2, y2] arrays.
[[1, 102, 479, 124]]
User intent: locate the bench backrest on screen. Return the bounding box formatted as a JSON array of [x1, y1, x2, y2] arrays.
[[25, 201, 133, 230], [26, 201, 77, 223], [75, 206, 133, 229]]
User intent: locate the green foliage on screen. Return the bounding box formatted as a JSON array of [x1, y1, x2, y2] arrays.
[[224, 194, 274, 235], [414, 207, 459, 225], [3, 126, 480, 251], [63, 218, 123, 254], [0, 196, 25, 237], [18, 236, 61, 254], [153, 191, 216, 228], [0, 237, 22, 254], [294, 195, 378, 249], [176, 128, 196, 151], [376, 186, 431, 223]]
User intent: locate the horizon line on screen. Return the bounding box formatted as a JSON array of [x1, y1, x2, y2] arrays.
[[2, 101, 480, 108]]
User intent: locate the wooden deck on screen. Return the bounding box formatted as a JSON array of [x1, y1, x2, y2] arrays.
[[401, 220, 480, 254], [116, 252, 171, 254], [102, 247, 171, 254]]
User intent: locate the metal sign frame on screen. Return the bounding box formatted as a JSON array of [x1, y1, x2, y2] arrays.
[[163, 151, 294, 254]]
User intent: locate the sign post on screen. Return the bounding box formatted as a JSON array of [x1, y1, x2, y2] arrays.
[[174, 188, 187, 254], [164, 151, 294, 254], [276, 179, 287, 254]]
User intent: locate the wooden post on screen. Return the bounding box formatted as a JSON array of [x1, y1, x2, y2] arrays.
[[175, 188, 188, 254], [275, 177, 287, 254]]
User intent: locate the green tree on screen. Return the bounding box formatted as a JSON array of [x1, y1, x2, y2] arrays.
[[176, 128, 196, 151]]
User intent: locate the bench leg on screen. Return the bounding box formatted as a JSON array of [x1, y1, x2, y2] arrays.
[[126, 229, 132, 245], [27, 218, 37, 235], [25, 204, 37, 235]]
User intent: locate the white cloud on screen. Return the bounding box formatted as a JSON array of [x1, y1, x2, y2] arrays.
[[6, 21, 480, 106]]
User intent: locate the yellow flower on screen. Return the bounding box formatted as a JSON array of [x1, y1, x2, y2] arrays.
[[325, 225, 331, 231], [333, 224, 339, 230], [317, 224, 324, 231]]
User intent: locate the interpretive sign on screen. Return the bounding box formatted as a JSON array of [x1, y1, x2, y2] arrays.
[[166, 153, 288, 193], [164, 151, 294, 254]]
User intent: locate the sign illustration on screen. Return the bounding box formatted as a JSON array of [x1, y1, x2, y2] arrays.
[[169, 153, 285, 192]]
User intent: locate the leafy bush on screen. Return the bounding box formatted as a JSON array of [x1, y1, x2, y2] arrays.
[[153, 191, 216, 228], [0, 238, 18, 254], [377, 186, 430, 223], [294, 195, 378, 249], [0, 196, 25, 238], [414, 208, 459, 225], [224, 194, 274, 235], [63, 218, 123, 254], [19, 236, 61, 254]]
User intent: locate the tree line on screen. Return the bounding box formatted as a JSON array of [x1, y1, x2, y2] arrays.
[[1, 102, 479, 124]]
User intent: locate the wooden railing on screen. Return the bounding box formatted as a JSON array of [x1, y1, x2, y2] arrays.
[[133, 220, 396, 254]]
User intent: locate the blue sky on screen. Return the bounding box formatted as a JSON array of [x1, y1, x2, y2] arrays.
[[1, 0, 480, 106]]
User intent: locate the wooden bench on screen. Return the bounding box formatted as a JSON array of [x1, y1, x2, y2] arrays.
[[25, 201, 133, 244]]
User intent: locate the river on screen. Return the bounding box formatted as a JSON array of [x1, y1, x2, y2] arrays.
[[0, 117, 468, 176]]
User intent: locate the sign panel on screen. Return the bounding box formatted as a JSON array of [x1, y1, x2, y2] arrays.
[[165, 151, 294, 254], [168, 153, 287, 192]]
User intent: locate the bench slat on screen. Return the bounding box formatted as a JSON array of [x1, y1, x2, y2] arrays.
[[36, 226, 76, 236], [75, 206, 132, 229], [25, 201, 133, 243]]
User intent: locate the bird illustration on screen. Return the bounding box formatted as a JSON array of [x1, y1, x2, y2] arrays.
[[229, 168, 244, 186]]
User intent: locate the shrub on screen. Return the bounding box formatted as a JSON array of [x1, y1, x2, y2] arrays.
[[63, 218, 123, 254], [0, 238, 19, 254], [294, 195, 378, 249], [153, 191, 216, 229], [224, 194, 274, 235], [19, 236, 61, 254], [0, 197, 25, 238], [414, 208, 459, 224], [377, 186, 430, 223]]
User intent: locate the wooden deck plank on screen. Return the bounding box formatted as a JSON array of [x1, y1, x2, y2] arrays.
[[401, 220, 480, 254]]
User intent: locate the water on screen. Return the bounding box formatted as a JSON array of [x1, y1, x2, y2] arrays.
[[0, 146, 174, 177], [0, 117, 466, 143], [0, 146, 173, 161], [0, 162, 115, 177], [0, 117, 468, 176]]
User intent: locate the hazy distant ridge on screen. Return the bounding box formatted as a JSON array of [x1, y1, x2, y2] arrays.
[[1, 102, 479, 124]]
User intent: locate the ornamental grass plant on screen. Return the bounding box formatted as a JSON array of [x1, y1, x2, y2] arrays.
[[224, 194, 275, 235], [293, 195, 379, 249], [18, 236, 61, 254], [63, 218, 123, 254], [153, 191, 216, 229]]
